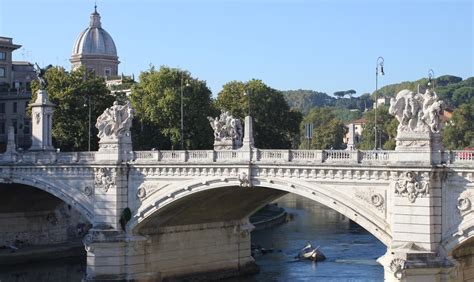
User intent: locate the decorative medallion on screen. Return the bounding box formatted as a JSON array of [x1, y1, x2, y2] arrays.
[[94, 167, 116, 192], [84, 186, 93, 197], [389, 258, 406, 279], [394, 171, 429, 203], [457, 191, 472, 216], [355, 188, 385, 212], [137, 186, 147, 199]]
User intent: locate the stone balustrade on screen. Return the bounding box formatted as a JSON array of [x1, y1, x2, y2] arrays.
[[1, 149, 472, 167]]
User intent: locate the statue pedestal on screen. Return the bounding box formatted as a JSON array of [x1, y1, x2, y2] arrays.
[[96, 134, 133, 163], [213, 139, 242, 150], [394, 131, 443, 165], [29, 89, 55, 151]]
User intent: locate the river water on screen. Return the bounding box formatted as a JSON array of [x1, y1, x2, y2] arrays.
[[243, 193, 386, 281], [0, 194, 385, 281]]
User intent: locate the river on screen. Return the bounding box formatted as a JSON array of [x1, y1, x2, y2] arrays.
[[0, 194, 385, 281], [241, 193, 386, 281]]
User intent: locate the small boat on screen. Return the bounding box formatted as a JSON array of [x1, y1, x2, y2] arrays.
[[296, 242, 326, 262]]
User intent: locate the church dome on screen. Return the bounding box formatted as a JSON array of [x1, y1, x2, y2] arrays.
[[72, 6, 117, 57]]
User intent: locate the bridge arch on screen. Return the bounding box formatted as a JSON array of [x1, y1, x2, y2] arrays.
[[0, 174, 93, 222], [130, 176, 391, 246]]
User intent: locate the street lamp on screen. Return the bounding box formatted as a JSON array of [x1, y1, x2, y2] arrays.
[[428, 69, 435, 89], [374, 56, 385, 150], [244, 88, 251, 117], [180, 76, 190, 150], [84, 95, 92, 151]]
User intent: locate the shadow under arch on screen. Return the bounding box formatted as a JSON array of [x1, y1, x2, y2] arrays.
[[0, 174, 93, 222], [130, 176, 391, 247]]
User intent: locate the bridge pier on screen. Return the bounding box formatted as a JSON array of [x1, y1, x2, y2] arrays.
[[83, 230, 159, 281], [377, 249, 456, 281]]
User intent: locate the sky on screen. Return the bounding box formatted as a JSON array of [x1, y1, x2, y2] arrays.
[[0, 0, 472, 96]]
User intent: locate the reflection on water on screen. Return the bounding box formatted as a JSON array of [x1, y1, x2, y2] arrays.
[[0, 194, 385, 282], [0, 257, 85, 282], [241, 193, 386, 282]]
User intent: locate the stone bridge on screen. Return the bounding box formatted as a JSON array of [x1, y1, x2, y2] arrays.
[[1, 142, 473, 281], [0, 89, 473, 281]]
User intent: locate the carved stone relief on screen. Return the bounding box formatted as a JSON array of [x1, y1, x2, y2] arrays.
[[355, 188, 385, 212], [84, 186, 94, 197], [94, 167, 116, 192], [457, 191, 472, 216], [238, 171, 251, 188], [389, 258, 406, 279], [394, 171, 429, 203]]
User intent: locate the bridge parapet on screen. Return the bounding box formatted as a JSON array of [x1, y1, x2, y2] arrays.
[[1, 149, 472, 167]]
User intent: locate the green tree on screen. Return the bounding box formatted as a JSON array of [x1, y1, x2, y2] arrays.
[[130, 66, 216, 150], [300, 108, 346, 150], [443, 102, 474, 150], [216, 79, 302, 149], [452, 87, 474, 106], [358, 106, 396, 150], [31, 66, 113, 151]]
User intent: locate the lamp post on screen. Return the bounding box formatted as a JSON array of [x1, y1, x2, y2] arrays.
[[428, 69, 435, 89], [180, 76, 190, 150], [374, 56, 384, 150], [83, 95, 91, 151], [244, 88, 251, 117]]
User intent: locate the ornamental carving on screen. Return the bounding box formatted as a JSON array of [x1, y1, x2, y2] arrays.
[[238, 171, 251, 188], [394, 171, 429, 203], [35, 112, 41, 124], [84, 186, 94, 197], [457, 191, 472, 216], [96, 101, 134, 139], [83, 234, 94, 252], [94, 167, 116, 192], [355, 188, 385, 212], [137, 186, 147, 200], [389, 258, 406, 279], [389, 88, 444, 134]]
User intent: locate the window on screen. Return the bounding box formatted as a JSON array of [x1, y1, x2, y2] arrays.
[[0, 67, 5, 77], [0, 52, 5, 60], [0, 103, 4, 113], [23, 118, 30, 134], [12, 119, 17, 134], [0, 121, 4, 134], [104, 68, 111, 77], [13, 102, 17, 113]]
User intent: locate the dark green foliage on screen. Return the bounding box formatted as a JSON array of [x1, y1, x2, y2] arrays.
[[130, 66, 217, 150], [443, 102, 474, 150], [119, 208, 132, 231], [282, 89, 335, 114], [358, 106, 396, 150], [216, 79, 302, 149], [300, 108, 347, 150], [435, 75, 462, 87], [30, 66, 113, 151]]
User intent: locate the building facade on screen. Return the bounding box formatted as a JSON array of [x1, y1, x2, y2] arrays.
[[70, 6, 119, 78], [0, 37, 35, 151]]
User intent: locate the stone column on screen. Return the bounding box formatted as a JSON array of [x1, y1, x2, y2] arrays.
[[29, 89, 55, 151]]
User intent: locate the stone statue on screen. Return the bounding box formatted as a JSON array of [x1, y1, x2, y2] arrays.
[[208, 111, 243, 143], [207, 111, 243, 150], [34, 63, 53, 90], [96, 100, 134, 139], [389, 87, 444, 134]]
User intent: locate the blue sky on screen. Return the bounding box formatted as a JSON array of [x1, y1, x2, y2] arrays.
[[0, 0, 472, 96]]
